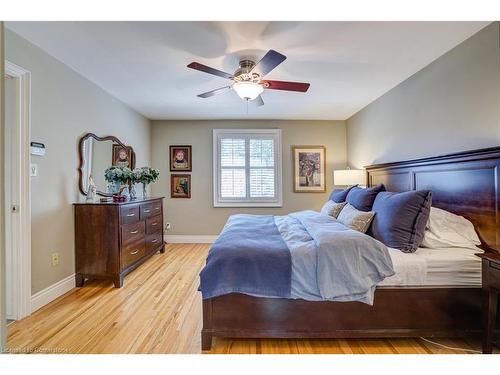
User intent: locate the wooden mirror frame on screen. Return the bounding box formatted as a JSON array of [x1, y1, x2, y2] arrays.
[[78, 133, 136, 196]]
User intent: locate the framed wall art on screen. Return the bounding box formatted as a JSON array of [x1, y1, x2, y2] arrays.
[[170, 145, 192, 172], [171, 174, 191, 198], [292, 146, 326, 193]]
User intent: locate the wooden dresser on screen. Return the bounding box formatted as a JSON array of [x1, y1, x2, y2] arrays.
[[74, 197, 165, 288]]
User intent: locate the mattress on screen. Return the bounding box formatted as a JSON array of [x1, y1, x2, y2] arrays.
[[379, 246, 483, 287]]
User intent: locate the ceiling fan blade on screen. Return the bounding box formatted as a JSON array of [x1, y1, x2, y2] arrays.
[[197, 86, 232, 98], [251, 50, 287, 77], [261, 80, 310, 92], [251, 95, 264, 107], [187, 62, 233, 80]]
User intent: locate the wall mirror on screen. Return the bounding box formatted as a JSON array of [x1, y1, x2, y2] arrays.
[[78, 133, 136, 196]]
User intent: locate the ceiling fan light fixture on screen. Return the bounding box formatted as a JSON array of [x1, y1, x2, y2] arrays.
[[233, 81, 264, 101]]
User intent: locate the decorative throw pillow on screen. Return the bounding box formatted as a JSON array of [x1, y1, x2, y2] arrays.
[[337, 203, 375, 233], [329, 185, 358, 203], [370, 190, 432, 253], [346, 184, 385, 211], [320, 200, 347, 218]]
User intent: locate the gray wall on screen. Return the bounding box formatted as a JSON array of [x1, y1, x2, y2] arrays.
[[151, 120, 347, 235], [347, 22, 500, 168], [5, 30, 152, 294]]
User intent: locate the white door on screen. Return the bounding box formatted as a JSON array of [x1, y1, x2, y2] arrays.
[[4, 74, 20, 320]]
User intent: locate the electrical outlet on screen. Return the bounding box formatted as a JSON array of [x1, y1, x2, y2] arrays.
[[51, 252, 59, 266], [165, 222, 172, 231]]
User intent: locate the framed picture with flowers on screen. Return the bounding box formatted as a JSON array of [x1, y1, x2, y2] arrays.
[[292, 145, 326, 193]]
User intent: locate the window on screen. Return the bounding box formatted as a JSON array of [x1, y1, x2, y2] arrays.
[[213, 129, 282, 207]]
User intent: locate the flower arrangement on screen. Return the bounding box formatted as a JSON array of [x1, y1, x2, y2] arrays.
[[104, 166, 159, 200], [132, 167, 160, 184], [104, 166, 133, 184], [132, 167, 160, 198]]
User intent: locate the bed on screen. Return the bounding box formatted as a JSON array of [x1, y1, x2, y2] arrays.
[[200, 146, 500, 350]]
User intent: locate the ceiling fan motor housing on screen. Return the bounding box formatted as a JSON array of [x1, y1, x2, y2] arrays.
[[233, 59, 261, 83]]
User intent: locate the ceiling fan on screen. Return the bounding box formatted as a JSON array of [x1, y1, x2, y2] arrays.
[[187, 49, 310, 106]]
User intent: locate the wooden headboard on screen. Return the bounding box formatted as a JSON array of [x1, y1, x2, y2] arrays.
[[365, 146, 500, 252]]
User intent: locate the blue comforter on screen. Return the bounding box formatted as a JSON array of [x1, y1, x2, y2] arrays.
[[199, 210, 395, 305], [199, 214, 292, 299]]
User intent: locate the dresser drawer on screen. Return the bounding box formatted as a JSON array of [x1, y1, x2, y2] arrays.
[[121, 221, 145, 246], [120, 205, 140, 225], [121, 239, 146, 269], [146, 231, 163, 254], [140, 203, 155, 220], [146, 215, 162, 234], [152, 200, 163, 215]]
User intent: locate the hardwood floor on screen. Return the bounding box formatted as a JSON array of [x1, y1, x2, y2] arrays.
[[7, 243, 498, 354]]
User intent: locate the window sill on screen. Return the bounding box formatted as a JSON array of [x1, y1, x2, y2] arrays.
[[214, 202, 283, 208]]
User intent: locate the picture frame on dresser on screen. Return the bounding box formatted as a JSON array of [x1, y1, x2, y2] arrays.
[[73, 197, 165, 288]]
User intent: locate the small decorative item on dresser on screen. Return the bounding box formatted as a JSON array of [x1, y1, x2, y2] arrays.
[[133, 167, 160, 198], [171, 174, 191, 198], [476, 252, 500, 354], [170, 145, 192, 172]]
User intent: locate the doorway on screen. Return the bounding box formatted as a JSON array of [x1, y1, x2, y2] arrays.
[[4, 61, 31, 321]]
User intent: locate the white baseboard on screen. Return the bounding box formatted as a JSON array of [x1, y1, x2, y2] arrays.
[[164, 234, 217, 243], [31, 273, 76, 314]]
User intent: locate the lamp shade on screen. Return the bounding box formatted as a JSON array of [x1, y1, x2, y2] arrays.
[[333, 169, 365, 186], [233, 81, 264, 100]]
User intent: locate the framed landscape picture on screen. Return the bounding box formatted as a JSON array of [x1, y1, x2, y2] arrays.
[[171, 174, 191, 198], [170, 145, 192, 172], [292, 146, 326, 193]]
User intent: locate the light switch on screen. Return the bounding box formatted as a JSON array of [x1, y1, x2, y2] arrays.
[[30, 163, 38, 177]]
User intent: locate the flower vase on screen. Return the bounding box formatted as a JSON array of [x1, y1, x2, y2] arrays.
[[107, 180, 121, 195], [129, 183, 137, 200], [142, 182, 149, 198]]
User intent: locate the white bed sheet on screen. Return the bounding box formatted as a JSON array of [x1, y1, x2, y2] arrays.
[[379, 246, 483, 287]]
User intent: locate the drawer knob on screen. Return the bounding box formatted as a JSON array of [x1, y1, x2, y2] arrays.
[[143, 209, 151, 213], [130, 230, 139, 234], [126, 213, 135, 217], [130, 249, 139, 255], [152, 239, 158, 243], [155, 207, 160, 210], [151, 222, 158, 226]]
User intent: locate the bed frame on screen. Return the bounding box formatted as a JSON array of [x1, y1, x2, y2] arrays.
[[201, 146, 500, 350]]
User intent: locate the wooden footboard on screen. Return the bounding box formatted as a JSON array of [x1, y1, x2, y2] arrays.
[[201, 287, 484, 350]]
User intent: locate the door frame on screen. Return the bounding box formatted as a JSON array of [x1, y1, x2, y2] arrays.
[[5, 60, 31, 320]]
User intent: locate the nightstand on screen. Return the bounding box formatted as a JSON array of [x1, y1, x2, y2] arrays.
[[476, 252, 500, 354]]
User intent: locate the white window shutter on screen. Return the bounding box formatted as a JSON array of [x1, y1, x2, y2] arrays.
[[213, 129, 282, 207]]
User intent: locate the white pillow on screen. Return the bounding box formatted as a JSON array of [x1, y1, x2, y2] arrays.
[[421, 207, 481, 249], [337, 203, 375, 233], [320, 200, 347, 218]]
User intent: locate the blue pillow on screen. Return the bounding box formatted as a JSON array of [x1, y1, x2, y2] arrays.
[[329, 185, 358, 203], [370, 190, 432, 253], [346, 184, 385, 211]]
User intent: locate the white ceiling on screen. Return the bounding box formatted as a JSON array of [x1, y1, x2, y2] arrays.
[[6, 21, 490, 120]]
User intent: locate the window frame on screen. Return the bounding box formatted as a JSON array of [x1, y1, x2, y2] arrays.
[[213, 128, 283, 207]]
